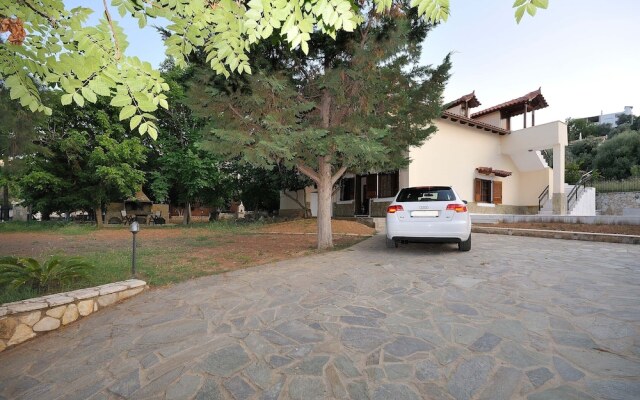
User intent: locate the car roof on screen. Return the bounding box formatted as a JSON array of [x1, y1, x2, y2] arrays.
[[405, 186, 452, 190]]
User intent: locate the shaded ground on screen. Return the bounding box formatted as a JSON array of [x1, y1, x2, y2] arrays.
[[476, 222, 640, 236], [1, 234, 638, 399]]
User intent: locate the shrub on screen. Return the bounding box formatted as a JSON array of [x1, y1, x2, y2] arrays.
[[0, 256, 93, 292]]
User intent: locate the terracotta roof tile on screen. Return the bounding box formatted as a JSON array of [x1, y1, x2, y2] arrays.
[[444, 91, 481, 110], [471, 88, 548, 118]]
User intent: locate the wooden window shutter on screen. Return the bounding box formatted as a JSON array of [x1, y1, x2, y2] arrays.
[[493, 181, 503, 205], [474, 179, 482, 202]]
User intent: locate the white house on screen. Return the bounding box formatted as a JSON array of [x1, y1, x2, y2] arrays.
[[280, 89, 571, 218]]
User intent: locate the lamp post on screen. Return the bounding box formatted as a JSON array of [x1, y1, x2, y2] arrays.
[[130, 221, 139, 277]]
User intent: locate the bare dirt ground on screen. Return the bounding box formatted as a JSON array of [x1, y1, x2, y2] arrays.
[[0, 220, 376, 289], [476, 222, 640, 236]]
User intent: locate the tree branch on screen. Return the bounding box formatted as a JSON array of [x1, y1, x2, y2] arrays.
[[296, 161, 320, 184], [331, 165, 348, 186], [102, 0, 122, 60], [18, 0, 57, 27]]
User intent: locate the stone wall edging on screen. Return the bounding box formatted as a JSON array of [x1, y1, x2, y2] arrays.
[[0, 279, 148, 352]]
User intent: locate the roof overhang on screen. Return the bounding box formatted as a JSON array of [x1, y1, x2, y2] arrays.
[[441, 111, 510, 135], [471, 88, 548, 119]]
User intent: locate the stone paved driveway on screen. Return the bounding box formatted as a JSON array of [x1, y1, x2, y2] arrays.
[[1, 234, 639, 400]]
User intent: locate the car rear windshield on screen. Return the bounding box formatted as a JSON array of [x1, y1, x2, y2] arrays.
[[396, 187, 455, 202]]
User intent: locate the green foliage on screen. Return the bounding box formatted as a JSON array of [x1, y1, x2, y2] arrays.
[[567, 118, 612, 141], [565, 162, 581, 185], [566, 136, 600, 171], [0, 255, 93, 291], [18, 95, 147, 218], [2, 1, 547, 138], [513, 0, 548, 23], [194, 4, 451, 175], [593, 130, 640, 180], [147, 63, 234, 214]]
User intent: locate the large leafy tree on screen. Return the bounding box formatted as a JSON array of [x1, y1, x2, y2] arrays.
[[0, 87, 48, 220], [190, 1, 450, 248], [147, 62, 234, 224], [19, 97, 146, 224], [1, 1, 548, 135]]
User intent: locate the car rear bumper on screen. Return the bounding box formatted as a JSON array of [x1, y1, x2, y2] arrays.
[[386, 217, 471, 242]]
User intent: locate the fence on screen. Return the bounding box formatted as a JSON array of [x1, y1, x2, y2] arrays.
[[592, 177, 640, 193]]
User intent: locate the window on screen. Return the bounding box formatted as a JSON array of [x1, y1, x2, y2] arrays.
[[474, 179, 502, 204], [396, 187, 455, 202], [340, 177, 355, 201], [378, 172, 399, 198]]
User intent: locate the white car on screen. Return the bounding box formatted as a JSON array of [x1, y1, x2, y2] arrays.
[[386, 186, 472, 251]]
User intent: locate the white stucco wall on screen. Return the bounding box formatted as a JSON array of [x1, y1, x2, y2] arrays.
[[407, 120, 550, 206], [569, 187, 596, 216], [473, 111, 504, 129]]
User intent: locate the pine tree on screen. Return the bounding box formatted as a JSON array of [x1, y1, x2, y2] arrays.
[[190, 1, 450, 249]]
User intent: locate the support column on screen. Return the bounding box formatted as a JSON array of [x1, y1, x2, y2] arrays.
[[552, 143, 566, 215]]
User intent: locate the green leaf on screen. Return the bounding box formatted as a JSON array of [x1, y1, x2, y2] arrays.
[[73, 92, 85, 107], [138, 122, 148, 135], [526, 3, 537, 16], [531, 0, 548, 8], [130, 115, 143, 130], [512, 0, 527, 7], [110, 95, 132, 107], [81, 87, 97, 103], [147, 125, 158, 140], [119, 105, 136, 121], [159, 98, 169, 110], [61, 94, 73, 105], [515, 5, 526, 23]]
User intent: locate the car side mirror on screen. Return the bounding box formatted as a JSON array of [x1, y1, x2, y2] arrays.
[[462, 200, 468, 204]]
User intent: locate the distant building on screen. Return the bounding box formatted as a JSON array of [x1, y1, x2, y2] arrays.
[[581, 106, 633, 128]]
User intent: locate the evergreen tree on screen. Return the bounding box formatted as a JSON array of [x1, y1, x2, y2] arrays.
[[190, 1, 450, 248]]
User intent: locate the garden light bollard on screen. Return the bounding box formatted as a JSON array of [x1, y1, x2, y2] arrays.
[[130, 221, 139, 277]]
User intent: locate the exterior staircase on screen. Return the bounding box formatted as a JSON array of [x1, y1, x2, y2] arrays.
[[537, 171, 596, 216]]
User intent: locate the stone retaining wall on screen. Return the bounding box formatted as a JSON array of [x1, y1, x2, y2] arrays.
[[596, 191, 640, 215], [0, 279, 147, 352]]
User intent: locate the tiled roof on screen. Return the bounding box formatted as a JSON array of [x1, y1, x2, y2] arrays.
[[471, 88, 548, 118], [126, 190, 152, 203], [444, 91, 481, 109], [476, 167, 512, 177], [440, 111, 509, 135]]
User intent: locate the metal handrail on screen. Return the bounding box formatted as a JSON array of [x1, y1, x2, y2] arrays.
[[538, 185, 549, 211], [567, 170, 593, 212]]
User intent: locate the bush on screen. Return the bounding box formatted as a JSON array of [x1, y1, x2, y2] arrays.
[[0, 255, 94, 292]]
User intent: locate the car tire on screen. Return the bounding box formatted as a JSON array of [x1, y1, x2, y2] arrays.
[[386, 237, 398, 249], [458, 235, 471, 252]]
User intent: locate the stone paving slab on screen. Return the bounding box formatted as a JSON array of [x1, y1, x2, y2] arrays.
[[1, 233, 639, 399]]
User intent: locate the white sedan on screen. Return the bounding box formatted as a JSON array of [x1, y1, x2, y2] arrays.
[[386, 186, 472, 251]]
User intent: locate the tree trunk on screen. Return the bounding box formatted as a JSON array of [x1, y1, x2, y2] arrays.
[[316, 157, 333, 249], [95, 203, 103, 228], [2, 184, 9, 221], [183, 201, 191, 225]]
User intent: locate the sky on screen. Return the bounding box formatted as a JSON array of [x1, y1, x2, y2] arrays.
[[70, 0, 639, 125]]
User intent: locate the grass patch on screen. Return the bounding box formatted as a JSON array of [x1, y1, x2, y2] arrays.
[[0, 221, 97, 234], [0, 220, 369, 303]]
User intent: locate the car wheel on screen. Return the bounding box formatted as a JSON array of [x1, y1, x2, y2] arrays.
[[458, 235, 471, 252], [386, 237, 398, 249]]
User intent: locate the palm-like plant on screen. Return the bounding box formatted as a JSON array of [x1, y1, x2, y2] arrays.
[[0, 256, 93, 292]]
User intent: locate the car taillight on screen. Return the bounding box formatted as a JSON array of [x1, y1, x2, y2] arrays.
[[446, 203, 467, 213], [387, 205, 404, 213]]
